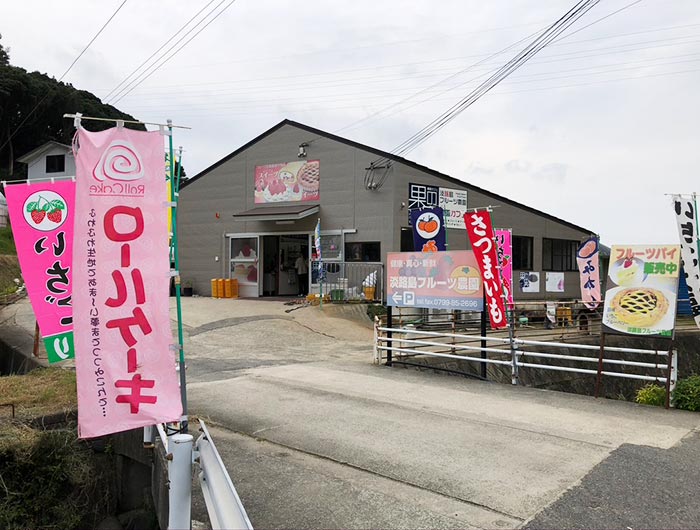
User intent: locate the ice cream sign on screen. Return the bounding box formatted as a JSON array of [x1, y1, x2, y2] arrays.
[[254, 160, 320, 203]]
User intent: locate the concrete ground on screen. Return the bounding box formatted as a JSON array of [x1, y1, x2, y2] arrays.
[[3, 296, 700, 528]]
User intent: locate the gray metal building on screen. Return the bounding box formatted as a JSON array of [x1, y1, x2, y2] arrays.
[[179, 119, 595, 300]]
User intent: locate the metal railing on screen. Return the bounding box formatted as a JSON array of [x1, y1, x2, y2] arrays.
[[311, 261, 384, 303], [374, 319, 679, 407]]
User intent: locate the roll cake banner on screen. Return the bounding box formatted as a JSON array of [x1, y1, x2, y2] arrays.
[[465, 210, 507, 329], [73, 126, 182, 438], [576, 237, 601, 309], [602, 244, 681, 338], [411, 207, 446, 252], [5, 180, 76, 363], [672, 196, 700, 328], [494, 229, 513, 306]]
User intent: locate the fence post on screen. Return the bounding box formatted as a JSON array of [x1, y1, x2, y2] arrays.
[[664, 342, 674, 409], [168, 433, 193, 530], [386, 305, 393, 366], [480, 293, 487, 379], [670, 348, 678, 395], [507, 310, 518, 385], [373, 316, 380, 364]]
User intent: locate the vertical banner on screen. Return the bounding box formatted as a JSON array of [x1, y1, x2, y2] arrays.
[[576, 237, 601, 309], [672, 196, 700, 328], [5, 180, 75, 362], [494, 229, 513, 306], [465, 211, 507, 329], [73, 127, 182, 438], [410, 207, 446, 252], [602, 244, 681, 337]]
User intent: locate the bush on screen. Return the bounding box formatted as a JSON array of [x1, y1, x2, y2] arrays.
[[673, 375, 700, 412], [635, 383, 666, 407]]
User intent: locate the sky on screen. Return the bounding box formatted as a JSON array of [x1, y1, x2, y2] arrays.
[[2, 0, 699, 245]]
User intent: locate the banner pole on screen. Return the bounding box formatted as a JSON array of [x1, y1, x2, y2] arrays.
[[693, 193, 700, 260], [168, 120, 188, 432]]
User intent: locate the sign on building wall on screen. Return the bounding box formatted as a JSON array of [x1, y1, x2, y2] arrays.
[[519, 271, 540, 293], [387, 251, 483, 310], [73, 127, 182, 438], [439, 187, 468, 229], [254, 160, 320, 203], [5, 180, 75, 363], [602, 244, 681, 338]]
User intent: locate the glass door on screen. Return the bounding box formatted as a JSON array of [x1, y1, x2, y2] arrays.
[[229, 235, 259, 297]]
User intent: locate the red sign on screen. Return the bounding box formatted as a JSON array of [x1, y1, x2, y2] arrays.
[[464, 211, 507, 329]]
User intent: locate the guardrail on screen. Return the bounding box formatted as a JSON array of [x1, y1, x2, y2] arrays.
[[374, 322, 678, 406]]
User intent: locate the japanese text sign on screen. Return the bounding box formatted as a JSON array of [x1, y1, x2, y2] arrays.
[[494, 229, 513, 306], [439, 188, 468, 229], [672, 196, 700, 329], [386, 251, 483, 310], [73, 127, 182, 438], [254, 160, 319, 203], [576, 237, 601, 309], [5, 180, 75, 362], [602, 244, 681, 338], [465, 211, 507, 329], [410, 207, 446, 252]]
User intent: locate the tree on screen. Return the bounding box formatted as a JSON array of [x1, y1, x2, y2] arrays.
[[0, 34, 9, 66]]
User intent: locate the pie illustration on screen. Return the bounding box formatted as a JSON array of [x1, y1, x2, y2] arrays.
[[610, 287, 668, 327], [298, 162, 319, 194]]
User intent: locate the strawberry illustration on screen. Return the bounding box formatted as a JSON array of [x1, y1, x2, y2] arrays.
[[31, 209, 46, 224], [47, 209, 63, 223]]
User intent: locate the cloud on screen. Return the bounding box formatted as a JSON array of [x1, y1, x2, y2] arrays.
[[532, 163, 568, 182], [505, 159, 531, 173], [467, 163, 495, 176]]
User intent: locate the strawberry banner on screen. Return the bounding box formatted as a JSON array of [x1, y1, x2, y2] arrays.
[[5, 180, 75, 363], [72, 126, 182, 438], [464, 210, 507, 329]]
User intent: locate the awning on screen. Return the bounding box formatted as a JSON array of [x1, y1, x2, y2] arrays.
[[233, 204, 319, 222]]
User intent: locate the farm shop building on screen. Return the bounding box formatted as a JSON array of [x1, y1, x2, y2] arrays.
[[179, 119, 595, 300]]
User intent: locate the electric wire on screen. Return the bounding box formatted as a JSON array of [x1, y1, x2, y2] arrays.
[[0, 0, 129, 153]]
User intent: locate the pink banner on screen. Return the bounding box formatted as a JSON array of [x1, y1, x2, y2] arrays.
[[254, 160, 320, 203], [5, 180, 75, 363], [494, 229, 514, 307], [73, 127, 182, 439], [465, 211, 507, 329], [576, 237, 601, 310]]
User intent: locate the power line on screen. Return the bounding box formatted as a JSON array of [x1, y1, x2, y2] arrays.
[[107, 0, 238, 105], [0, 0, 129, 153]]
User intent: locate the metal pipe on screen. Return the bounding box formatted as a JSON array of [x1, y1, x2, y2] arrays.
[[519, 351, 668, 368], [386, 306, 393, 366], [514, 336, 667, 356], [378, 327, 512, 344], [168, 433, 193, 530], [518, 362, 667, 382], [380, 336, 512, 356], [377, 345, 512, 365]]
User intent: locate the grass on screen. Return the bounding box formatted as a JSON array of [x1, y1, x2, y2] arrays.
[[0, 225, 15, 255], [0, 367, 77, 421]]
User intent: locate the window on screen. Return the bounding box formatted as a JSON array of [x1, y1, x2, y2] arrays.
[[345, 242, 381, 262], [543, 238, 578, 271], [46, 154, 65, 173], [400, 228, 414, 252], [230, 236, 258, 285], [512, 236, 533, 270]]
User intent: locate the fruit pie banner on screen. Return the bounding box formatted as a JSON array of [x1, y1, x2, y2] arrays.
[[672, 196, 700, 328], [5, 180, 75, 363], [410, 207, 446, 253], [464, 210, 507, 329], [73, 126, 182, 438], [576, 237, 601, 310]]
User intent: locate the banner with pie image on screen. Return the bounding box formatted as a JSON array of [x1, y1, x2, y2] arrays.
[[602, 244, 681, 338], [254, 160, 319, 203]]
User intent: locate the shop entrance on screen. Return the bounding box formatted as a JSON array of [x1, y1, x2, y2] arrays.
[[261, 234, 309, 297]]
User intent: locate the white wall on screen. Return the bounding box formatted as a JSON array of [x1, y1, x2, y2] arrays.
[[26, 145, 75, 180]]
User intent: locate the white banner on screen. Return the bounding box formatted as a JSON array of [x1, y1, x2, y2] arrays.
[[673, 195, 700, 328]]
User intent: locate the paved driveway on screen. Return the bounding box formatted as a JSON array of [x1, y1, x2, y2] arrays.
[[176, 297, 700, 529]]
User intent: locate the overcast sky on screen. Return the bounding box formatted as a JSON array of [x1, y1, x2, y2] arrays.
[[2, 0, 699, 245]]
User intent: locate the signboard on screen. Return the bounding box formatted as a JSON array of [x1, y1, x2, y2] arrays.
[[5, 180, 75, 362], [519, 271, 540, 293], [439, 187, 468, 229], [465, 211, 507, 329], [387, 251, 483, 310], [410, 207, 446, 252], [546, 272, 565, 292], [494, 229, 513, 306], [672, 196, 700, 328], [602, 244, 681, 338], [407, 182, 438, 224], [254, 160, 320, 203], [73, 127, 182, 438], [577, 237, 601, 309]]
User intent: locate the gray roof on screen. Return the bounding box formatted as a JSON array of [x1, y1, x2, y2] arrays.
[[17, 141, 72, 164]]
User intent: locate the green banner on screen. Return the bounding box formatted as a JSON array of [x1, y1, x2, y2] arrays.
[[44, 331, 75, 363]]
